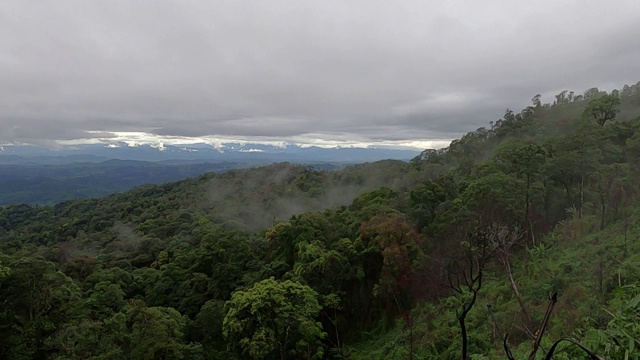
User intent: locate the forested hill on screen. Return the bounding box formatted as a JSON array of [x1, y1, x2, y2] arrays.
[[1, 82, 640, 359]]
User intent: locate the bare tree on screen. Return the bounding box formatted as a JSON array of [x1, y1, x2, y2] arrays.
[[491, 227, 534, 327], [444, 232, 496, 360]]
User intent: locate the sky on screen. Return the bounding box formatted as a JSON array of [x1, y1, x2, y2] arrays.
[[1, 1, 639, 150]]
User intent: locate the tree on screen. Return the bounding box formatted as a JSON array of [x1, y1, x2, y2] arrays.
[[584, 94, 621, 127], [532, 94, 542, 108], [359, 214, 424, 314], [590, 163, 632, 230], [0, 256, 81, 359], [458, 171, 524, 230], [491, 227, 534, 327], [126, 304, 201, 360], [223, 278, 326, 360], [444, 232, 495, 360], [409, 180, 448, 232], [192, 299, 233, 360], [555, 90, 569, 105], [495, 140, 548, 246], [86, 281, 126, 318], [584, 87, 604, 100], [546, 130, 602, 219]]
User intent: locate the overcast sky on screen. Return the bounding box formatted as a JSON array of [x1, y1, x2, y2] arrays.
[[1, 1, 639, 150]]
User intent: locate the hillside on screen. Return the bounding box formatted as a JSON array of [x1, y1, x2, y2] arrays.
[[1, 82, 640, 359]]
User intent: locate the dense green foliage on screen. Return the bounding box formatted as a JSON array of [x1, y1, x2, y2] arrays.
[[2, 82, 640, 359]]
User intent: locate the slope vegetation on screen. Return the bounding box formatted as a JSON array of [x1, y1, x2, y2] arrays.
[[1, 81, 640, 359]]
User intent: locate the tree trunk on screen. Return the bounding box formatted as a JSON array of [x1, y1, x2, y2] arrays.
[[579, 173, 584, 219], [459, 315, 468, 360], [558, 171, 573, 205], [600, 202, 606, 230], [501, 255, 533, 326], [524, 174, 532, 247]]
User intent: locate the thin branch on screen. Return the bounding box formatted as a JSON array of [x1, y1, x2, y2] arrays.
[[487, 304, 504, 341], [463, 267, 472, 289], [522, 324, 536, 341], [445, 268, 463, 294], [543, 338, 604, 360], [503, 334, 516, 360], [521, 324, 548, 355], [528, 292, 558, 360]]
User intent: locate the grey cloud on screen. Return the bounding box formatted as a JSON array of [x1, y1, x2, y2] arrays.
[[1, 0, 640, 147]]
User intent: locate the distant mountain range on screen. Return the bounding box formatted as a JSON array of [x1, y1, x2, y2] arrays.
[[0, 143, 421, 205], [0, 142, 420, 164]]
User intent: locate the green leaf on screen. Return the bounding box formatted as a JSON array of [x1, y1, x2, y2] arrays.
[[627, 293, 640, 309]]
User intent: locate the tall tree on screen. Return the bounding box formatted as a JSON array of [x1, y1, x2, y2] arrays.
[[359, 214, 424, 313], [495, 141, 548, 246], [584, 94, 621, 127], [223, 278, 326, 360]]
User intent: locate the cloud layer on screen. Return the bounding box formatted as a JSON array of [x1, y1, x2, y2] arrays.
[[1, 1, 639, 149]]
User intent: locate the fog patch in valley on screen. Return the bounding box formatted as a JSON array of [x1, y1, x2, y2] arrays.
[[201, 162, 414, 232]]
